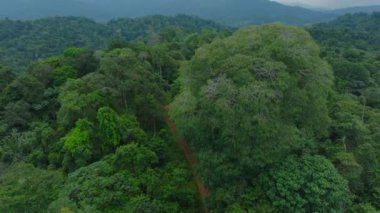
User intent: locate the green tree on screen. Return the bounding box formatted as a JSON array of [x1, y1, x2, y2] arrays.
[[171, 24, 334, 208], [97, 107, 120, 148], [0, 65, 15, 91], [260, 155, 352, 212], [99, 48, 167, 131], [0, 163, 64, 212], [63, 118, 94, 167], [57, 72, 112, 130], [113, 143, 158, 173], [53, 65, 77, 87]]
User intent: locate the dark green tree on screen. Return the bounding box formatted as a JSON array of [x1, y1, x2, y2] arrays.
[[260, 155, 352, 212]]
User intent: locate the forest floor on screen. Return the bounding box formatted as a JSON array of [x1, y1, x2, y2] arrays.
[[163, 106, 210, 213]]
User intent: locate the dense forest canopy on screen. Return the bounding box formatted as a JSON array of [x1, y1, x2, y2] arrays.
[[170, 23, 348, 211], [0, 15, 226, 70], [0, 10, 379, 213]]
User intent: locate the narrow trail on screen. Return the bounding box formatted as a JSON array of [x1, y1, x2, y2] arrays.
[[163, 106, 211, 213]]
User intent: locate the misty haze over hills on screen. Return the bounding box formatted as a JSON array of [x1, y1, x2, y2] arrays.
[[1, 0, 380, 26], [273, 0, 380, 9]]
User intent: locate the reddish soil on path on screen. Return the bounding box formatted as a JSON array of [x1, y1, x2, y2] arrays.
[[163, 106, 210, 213]]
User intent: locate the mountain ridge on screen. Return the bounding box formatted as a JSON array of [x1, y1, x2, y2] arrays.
[[331, 5, 380, 15], [1, 0, 380, 26]]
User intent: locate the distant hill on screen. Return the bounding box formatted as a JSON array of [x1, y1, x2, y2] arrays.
[[0, 0, 105, 20], [331, 5, 380, 16], [1, 0, 380, 26], [308, 12, 380, 51], [0, 0, 333, 26], [162, 0, 334, 26], [0, 15, 225, 70]]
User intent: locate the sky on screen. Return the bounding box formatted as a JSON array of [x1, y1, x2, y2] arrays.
[[273, 0, 380, 9]]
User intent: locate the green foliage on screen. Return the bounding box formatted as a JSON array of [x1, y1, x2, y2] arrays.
[[171, 24, 335, 209], [1, 74, 44, 106], [260, 155, 351, 212], [309, 13, 380, 99], [63, 119, 93, 155], [64, 47, 86, 57], [97, 107, 120, 147], [333, 152, 364, 194], [309, 13, 380, 52], [57, 72, 111, 130], [0, 163, 64, 212], [1, 13, 380, 212], [309, 13, 380, 209], [99, 48, 168, 130], [351, 203, 379, 213], [49, 144, 197, 212], [113, 143, 158, 172], [53, 65, 77, 87], [0, 17, 109, 70], [63, 119, 94, 168], [0, 65, 15, 91], [0, 15, 226, 70], [329, 95, 372, 149]]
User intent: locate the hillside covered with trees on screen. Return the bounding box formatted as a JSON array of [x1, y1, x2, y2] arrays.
[[0, 13, 380, 212], [0, 0, 336, 26], [0, 15, 226, 70], [2, 0, 379, 27]]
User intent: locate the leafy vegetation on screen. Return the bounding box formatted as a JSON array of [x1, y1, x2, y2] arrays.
[[0, 15, 226, 70], [0, 30, 221, 211], [307, 12, 380, 210], [260, 155, 351, 212], [0, 13, 380, 212], [170, 24, 345, 211]]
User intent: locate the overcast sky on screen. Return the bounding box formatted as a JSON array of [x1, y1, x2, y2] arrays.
[[273, 0, 380, 9]]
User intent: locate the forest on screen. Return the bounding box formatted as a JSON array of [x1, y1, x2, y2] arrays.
[[0, 15, 225, 70], [2, 0, 380, 27], [0, 11, 379, 212], [0, 0, 337, 26]]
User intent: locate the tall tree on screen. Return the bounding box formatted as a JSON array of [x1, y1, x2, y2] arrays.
[[171, 24, 335, 209]]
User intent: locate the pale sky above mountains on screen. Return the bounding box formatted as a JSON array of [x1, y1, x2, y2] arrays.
[[273, 0, 380, 9]]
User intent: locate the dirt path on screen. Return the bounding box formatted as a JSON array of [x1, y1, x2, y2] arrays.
[[163, 106, 210, 213]]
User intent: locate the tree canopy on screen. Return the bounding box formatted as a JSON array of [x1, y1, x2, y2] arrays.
[[0, 13, 380, 212]]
